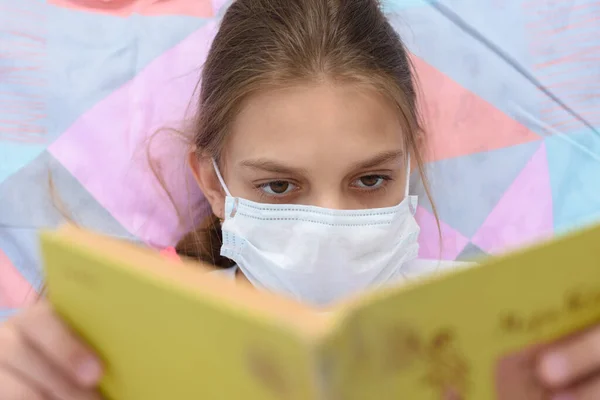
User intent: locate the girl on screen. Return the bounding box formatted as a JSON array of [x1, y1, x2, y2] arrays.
[[0, 0, 598, 398]]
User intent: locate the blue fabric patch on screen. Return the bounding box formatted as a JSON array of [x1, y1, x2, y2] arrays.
[[545, 129, 600, 233]]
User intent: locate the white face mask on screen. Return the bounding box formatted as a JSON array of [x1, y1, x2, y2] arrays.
[[213, 158, 420, 307]]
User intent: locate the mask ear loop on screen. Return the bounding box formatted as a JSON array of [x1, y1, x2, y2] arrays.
[[212, 158, 232, 197], [405, 154, 411, 198]]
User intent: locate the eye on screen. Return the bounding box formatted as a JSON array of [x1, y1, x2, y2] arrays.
[[353, 175, 389, 189], [258, 181, 297, 196]]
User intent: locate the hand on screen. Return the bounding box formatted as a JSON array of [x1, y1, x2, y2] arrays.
[[0, 301, 103, 400], [537, 326, 600, 399]]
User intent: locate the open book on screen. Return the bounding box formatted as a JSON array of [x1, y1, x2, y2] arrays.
[[41, 223, 600, 400]]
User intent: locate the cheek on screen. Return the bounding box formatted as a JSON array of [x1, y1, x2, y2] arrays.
[[223, 179, 256, 199]]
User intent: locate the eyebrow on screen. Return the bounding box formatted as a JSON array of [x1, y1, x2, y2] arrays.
[[352, 150, 405, 170], [238, 150, 405, 175], [239, 159, 310, 175]]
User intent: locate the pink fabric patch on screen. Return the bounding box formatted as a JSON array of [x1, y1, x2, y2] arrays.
[[412, 56, 541, 163], [49, 23, 218, 247], [160, 246, 182, 262], [0, 249, 37, 309], [471, 144, 554, 254], [416, 206, 469, 260], [48, 0, 214, 18]]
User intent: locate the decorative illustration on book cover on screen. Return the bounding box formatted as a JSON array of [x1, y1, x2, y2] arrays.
[[422, 329, 469, 400], [346, 321, 470, 399]]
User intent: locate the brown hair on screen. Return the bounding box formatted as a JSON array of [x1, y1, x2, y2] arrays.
[[176, 0, 439, 267]]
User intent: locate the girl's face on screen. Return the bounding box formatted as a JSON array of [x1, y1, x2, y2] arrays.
[[192, 82, 409, 219]]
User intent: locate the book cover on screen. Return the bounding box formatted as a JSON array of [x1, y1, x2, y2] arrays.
[[41, 223, 600, 399]]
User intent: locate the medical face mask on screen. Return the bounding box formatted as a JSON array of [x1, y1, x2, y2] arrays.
[[213, 158, 420, 307]]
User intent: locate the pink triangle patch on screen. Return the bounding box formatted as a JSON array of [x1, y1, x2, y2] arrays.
[[416, 206, 469, 261], [412, 56, 541, 162], [49, 0, 214, 17], [0, 249, 37, 309], [471, 144, 554, 254], [49, 23, 218, 247]]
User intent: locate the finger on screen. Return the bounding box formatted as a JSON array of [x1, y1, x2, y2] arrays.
[[551, 376, 600, 400], [11, 302, 102, 388], [537, 328, 600, 389], [0, 325, 102, 400], [0, 366, 47, 400]]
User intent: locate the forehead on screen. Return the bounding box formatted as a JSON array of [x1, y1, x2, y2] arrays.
[[225, 82, 405, 168]]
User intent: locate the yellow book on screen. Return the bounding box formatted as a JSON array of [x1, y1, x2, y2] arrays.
[[41, 223, 600, 400]]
